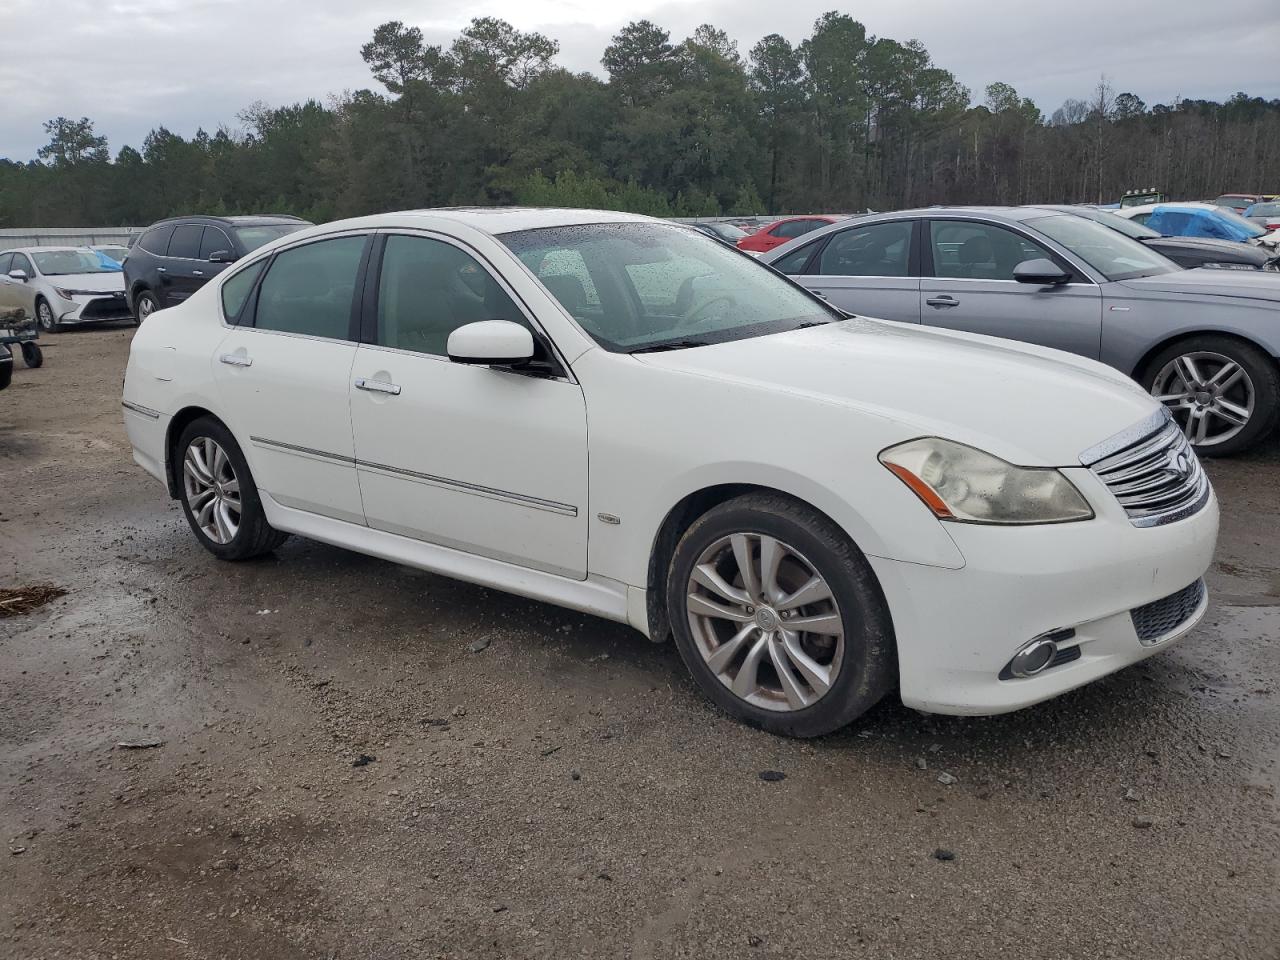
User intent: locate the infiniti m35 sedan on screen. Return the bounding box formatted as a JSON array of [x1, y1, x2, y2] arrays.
[[763, 207, 1280, 456], [123, 208, 1218, 736]]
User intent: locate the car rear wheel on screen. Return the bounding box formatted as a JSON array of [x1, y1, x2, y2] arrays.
[[177, 417, 288, 560], [1144, 337, 1280, 456], [36, 298, 58, 333], [666, 492, 895, 737]]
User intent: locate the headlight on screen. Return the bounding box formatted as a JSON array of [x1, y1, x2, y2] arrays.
[[879, 437, 1094, 525], [52, 286, 76, 300]]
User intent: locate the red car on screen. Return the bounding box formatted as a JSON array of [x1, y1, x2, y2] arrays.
[[737, 216, 840, 254]]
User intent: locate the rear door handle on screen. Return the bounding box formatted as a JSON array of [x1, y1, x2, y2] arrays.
[[192, 270, 204, 277], [157, 267, 167, 274], [925, 295, 959, 307], [219, 354, 252, 367], [355, 378, 401, 396]]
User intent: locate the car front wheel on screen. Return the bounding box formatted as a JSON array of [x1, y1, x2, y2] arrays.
[[176, 417, 288, 560], [666, 492, 895, 737], [134, 291, 158, 323], [1144, 337, 1280, 456], [36, 298, 58, 333]]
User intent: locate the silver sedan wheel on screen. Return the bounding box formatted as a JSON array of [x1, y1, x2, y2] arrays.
[[183, 437, 241, 544], [1151, 351, 1255, 447], [685, 533, 845, 713]]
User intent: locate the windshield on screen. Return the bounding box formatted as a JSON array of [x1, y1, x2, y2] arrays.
[[1210, 207, 1267, 237], [1245, 202, 1280, 217], [1213, 196, 1253, 211], [31, 249, 122, 275], [1067, 207, 1160, 239], [501, 222, 839, 352], [1025, 215, 1178, 281], [234, 223, 309, 252], [706, 222, 748, 241]]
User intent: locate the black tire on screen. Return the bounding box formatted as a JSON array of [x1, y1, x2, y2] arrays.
[[1141, 336, 1280, 457], [665, 492, 895, 738], [20, 342, 43, 368], [176, 416, 288, 561], [134, 290, 158, 324], [36, 298, 59, 333]]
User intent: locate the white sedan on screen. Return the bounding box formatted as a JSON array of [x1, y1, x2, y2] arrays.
[[122, 208, 1218, 736]]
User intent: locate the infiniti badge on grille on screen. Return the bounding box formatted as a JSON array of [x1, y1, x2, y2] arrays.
[[1166, 449, 1193, 483]]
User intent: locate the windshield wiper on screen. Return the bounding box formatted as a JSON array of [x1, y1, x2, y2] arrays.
[[628, 339, 713, 354]]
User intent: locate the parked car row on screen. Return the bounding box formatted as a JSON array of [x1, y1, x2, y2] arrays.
[[761, 205, 1280, 455], [123, 207, 1219, 737]]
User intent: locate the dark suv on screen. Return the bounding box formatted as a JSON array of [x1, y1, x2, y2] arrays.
[[124, 215, 312, 320]]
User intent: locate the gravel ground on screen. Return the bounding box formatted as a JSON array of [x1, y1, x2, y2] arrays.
[[2, 326, 1278, 960]]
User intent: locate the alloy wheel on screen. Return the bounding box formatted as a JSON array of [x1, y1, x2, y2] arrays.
[[1151, 351, 1255, 447], [183, 437, 241, 544], [137, 295, 155, 321], [37, 301, 55, 331], [685, 532, 845, 712]]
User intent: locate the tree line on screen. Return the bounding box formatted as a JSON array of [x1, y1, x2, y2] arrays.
[[3, 13, 1279, 227]]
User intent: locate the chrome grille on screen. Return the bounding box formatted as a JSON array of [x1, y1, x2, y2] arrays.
[[1083, 411, 1210, 527], [1131, 579, 1206, 645]]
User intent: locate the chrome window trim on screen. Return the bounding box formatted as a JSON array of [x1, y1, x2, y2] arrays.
[[250, 436, 577, 517], [911, 213, 1104, 286]]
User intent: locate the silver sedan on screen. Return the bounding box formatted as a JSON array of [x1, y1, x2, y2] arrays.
[[763, 207, 1280, 455]]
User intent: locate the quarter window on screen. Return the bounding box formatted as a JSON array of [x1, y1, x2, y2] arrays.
[[167, 224, 203, 260], [220, 260, 268, 323], [376, 235, 528, 356], [138, 225, 175, 255], [929, 221, 1052, 281], [253, 237, 365, 339], [818, 221, 912, 277]]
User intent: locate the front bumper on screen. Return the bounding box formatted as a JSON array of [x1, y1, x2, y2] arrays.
[[56, 291, 132, 323], [872, 470, 1219, 716]]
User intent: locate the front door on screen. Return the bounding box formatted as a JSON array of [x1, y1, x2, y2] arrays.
[[161, 223, 208, 306], [920, 219, 1102, 358], [349, 232, 589, 579], [211, 234, 369, 524], [797, 219, 920, 323]]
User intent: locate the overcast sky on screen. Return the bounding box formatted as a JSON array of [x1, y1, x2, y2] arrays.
[[2, 0, 1278, 161]]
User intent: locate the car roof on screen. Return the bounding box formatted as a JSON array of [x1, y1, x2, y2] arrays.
[[149, 214, 309, 228], [395, 207, 658, 234], [862, 207, 1068, 224]]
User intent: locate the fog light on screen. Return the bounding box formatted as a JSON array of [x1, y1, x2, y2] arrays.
[[1007, 638, 1057, 678]]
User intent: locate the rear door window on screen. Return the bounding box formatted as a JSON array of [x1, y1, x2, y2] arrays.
[[252, 236, 366, 339], [167, 224, 204, 260], [138, 225, 175, 255]]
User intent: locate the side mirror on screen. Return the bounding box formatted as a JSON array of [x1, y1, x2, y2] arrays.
[[1013, 258, 1071, 285], [8, 269, 27, 282], [447, 320, 535, 366], [208, 250, 234, 264]]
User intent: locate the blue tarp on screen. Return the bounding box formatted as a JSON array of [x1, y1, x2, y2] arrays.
[[1144, 206, 1258, 242], [93, 250, 124, 271]]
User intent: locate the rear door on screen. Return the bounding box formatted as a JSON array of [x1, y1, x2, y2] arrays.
[[793, 219, 920, 322], [162, 224, 206, 305], [920, 219, 1103, 358], [211, 233, 370, 524]]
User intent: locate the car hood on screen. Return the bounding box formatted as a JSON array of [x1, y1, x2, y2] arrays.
[[46, 272, 125, 293], [1146, 236, 1271, 263], [1117, 267, 1280, 302], [636, 318, 1157, 466]]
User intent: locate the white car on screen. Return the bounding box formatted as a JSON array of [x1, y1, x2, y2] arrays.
[[122, 209, 1219, 736], [0, 246, 132, 331]]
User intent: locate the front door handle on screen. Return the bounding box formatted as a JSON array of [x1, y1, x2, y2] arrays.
[[925, 295, 959, 307], [157, 267, 167, 274], [192, 270, 204, 277], [219, 354, 252, 367], [355, 378, 401, 396]]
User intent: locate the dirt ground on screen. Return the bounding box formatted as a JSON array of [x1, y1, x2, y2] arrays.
[[2, 325, 1278, 960]]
